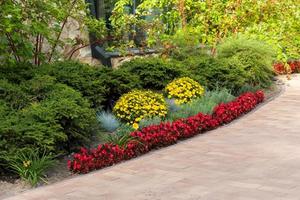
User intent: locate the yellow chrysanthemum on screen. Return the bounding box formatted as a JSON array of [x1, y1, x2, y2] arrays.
[[165, 77, 205, 104], [113, 90, 167, 124]]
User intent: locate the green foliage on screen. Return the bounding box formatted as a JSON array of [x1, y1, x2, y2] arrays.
[[35, 61, 143, 110], [0, 74, 97, 162], [37, 61, 110, 109], [0, 62, 35, 84], [166, 89, 234, 121], [3, 150, 56, 186], [104, 68, 142, 107], [0, 79, 30, 110], [0, 0, 106, 65], [97, 111, 121, 132], [180, 54, 248, 92], [162, 27, 206, 60], [179, 37, 275, 94], [120, 57, 187, 90], [236, 84, 262, 96], [102, 124, 136, 148], [139, 116, 162, 129], [109, 0, 299, 61], [217, 36, 275, 89]]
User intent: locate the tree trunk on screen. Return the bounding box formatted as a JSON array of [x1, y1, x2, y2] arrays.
[[96, 0, 106, 19]]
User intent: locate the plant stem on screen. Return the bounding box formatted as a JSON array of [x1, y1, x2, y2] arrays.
[[6, 33, 20, 62], [48, 0, 78, 62]]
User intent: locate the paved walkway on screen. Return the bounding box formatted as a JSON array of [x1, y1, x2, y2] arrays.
[[6, 75, 300, 200]]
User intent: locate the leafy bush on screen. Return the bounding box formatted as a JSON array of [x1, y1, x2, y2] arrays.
[[97, 111, 121, 132], [0, 76, 97, 160], [113, 90, 167, 126], [3, 150, 56, 186], [119, 57, 187, 90], [179, 55, 249, 93], [165, 77, 205, 104], [104, 68, 142, 108], [37, 61, 142, 110], [0, 62, 35, 84], [217, 36, 275, 89], [163, 27, 209, 60], [37, 61, 110, 109], [0, 79, 30, 110]]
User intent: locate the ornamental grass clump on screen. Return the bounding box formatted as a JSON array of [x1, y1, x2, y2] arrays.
[[165, 77, 205, 104], [113, 90, 167, 128]]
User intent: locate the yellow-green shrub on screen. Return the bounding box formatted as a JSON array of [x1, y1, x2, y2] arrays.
[[165, 77, 205, 104], [113, 90, 167, 128]]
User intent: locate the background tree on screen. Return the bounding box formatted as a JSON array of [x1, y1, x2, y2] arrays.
[[0, 0, 107, 65]]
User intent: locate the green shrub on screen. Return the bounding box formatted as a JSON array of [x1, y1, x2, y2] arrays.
[[120, 57, 187, 90], [37, 61, 142, 110], [217, 36, 275, 89], [37, 61, 110, 109], [104, 68, 142, 108], [164, 27, 209, 61], [0, 62, 35, 84], [0, 77, 97, 161], [180, 55, 249, 93], [0, 79, 30, 110]]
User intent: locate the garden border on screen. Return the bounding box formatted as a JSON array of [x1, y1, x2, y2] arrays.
[[68, 91, 265, 174]]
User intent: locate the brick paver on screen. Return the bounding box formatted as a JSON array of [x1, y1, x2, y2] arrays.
[[5, 75, 300, 200]]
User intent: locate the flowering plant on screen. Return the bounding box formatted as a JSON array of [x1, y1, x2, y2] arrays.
[[273, 60, 300, 74], [68, 91, 264, 174], [165, 77, 205, 104], [113, 90, 167, 128]]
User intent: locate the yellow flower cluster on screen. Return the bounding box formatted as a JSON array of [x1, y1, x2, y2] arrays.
[[113, 90, 167, 127], [23, 160, 31, 168], [165, 77, 205, 104]]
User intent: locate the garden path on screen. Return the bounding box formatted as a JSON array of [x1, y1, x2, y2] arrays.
[[5, 75, 300, 200]]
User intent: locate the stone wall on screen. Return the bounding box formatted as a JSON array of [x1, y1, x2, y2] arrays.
[[60, 18, 101, 66]]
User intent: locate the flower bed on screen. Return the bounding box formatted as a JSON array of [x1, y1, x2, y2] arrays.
[[273, 60, 300, 74], [68, 91, 265, 174]]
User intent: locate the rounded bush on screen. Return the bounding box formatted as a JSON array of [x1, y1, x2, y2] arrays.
[[113, 90, 167, 127], [165, 77, 205, 104], [217, 36, 275, 89], [119, 57, 188, 90]]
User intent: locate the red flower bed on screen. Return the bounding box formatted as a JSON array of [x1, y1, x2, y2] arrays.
[[68, 91, 265, 174], [273, 60, 300, 74]]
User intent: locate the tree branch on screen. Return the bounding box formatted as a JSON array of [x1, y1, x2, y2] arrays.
[[68, 36, 116, 60], [48, 0, 78, 62], [6, 33, 20, 62]]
